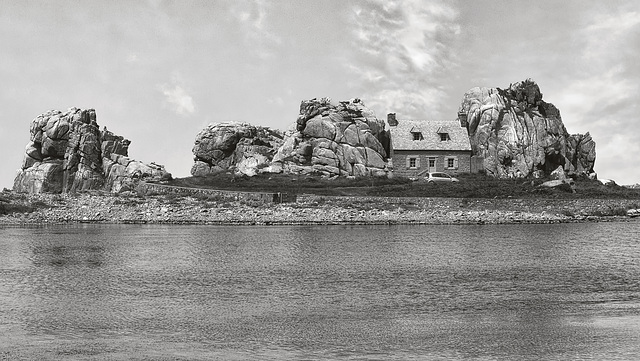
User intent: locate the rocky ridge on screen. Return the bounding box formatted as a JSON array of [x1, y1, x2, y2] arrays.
[[14, 108, 171, 193], [458, 79, 596, 178]]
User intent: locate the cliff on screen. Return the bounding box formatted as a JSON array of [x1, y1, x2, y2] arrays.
[[458, 79, 596, 178], [14, 108, 171, 193]]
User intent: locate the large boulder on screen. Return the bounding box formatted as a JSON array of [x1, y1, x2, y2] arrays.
[[458, 79, 596, 178], [14, 108, 171, 193], [274, 97, 391, 177], [191, 122, 285, 177]]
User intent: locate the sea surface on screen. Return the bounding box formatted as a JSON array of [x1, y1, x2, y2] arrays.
[[0, 222, 639, 360]]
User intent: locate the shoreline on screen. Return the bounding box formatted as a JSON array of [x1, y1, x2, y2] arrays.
[[1, 192, 638, 226]]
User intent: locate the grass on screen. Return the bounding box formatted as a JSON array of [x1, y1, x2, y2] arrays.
[[161, 172, 640, 199], [164, 172, 412, 196]]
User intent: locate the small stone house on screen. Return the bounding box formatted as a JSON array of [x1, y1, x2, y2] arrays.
[[387, 113, 474, 178]]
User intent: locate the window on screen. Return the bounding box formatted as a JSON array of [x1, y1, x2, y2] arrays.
[[445, 156, 458, 170], [439, 133, 450, 141], [406, 156, 420, 169], [412, 132, 422, 141]]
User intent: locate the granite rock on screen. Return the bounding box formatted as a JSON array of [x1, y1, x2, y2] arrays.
[[274, 98, 391, 177], [14, 108, 171, 193], [458, 79, 596, 178], [190, 98, 391, 178], [191, 122, 285, 177]]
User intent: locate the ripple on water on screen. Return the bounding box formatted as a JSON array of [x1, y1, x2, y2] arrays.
[[0, 223, 639, 360]]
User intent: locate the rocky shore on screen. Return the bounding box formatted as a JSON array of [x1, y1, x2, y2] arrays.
[[1, 191, 638, 226]]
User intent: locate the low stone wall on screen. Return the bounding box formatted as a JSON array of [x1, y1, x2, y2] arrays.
[[136, 182, 296, 204]]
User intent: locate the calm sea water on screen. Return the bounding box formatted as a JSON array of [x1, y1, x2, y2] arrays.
[[0, 222, 639, 360]]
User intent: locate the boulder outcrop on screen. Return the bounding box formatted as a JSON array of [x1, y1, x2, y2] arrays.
[[458, 79, 596, 178], [191, 122, 285, 177], [14, 108, 171, 193], [190, 98, 392, 178], [272, 97, 391, 177]]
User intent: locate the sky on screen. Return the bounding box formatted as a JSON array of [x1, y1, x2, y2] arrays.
[[1, 0, 639, 187]]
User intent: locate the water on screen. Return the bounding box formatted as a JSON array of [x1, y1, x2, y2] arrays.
[[0, 223, 639, 360]]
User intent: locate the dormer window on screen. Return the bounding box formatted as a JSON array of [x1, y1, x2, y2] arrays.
[[439, 133, 450, 141], [409, 126, 423, 141]]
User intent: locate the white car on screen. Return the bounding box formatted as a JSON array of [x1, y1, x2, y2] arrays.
[[425, 172, 459, 183]]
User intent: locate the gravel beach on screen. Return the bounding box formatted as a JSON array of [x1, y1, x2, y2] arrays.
[[2, 191, 637, 226]]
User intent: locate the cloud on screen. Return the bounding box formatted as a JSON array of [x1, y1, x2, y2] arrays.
[[558, 66, 635, 128], [556, 7, 640, 183], [581, 10, 640, 64], [159, 81, 195, 116], [585, 10, 640, 33], [267, 96, 284, 106], [230, 0, 282, 59], [126, 54, 138, 63], [348, 0, 460, 119]]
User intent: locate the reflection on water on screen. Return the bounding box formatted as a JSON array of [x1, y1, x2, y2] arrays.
[[1, 223, 639, 360]]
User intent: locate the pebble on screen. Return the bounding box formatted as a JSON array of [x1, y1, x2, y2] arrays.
[[0, 192, 636, 226]]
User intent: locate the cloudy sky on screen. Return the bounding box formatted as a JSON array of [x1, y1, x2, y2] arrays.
[[1, 0, 639, 187]]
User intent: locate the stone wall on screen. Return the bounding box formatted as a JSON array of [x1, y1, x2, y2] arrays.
[[136, 182, 296, 204]]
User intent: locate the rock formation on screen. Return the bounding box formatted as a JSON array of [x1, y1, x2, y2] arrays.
[[14, 108, 171, 193], [458, 79, 596, 178], [190, 98, 391, 178], [191, 122, 285, 177], [271, 97, 391, 177]]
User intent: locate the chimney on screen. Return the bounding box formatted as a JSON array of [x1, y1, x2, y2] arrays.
[[458, 111, 468, 129], [387, 113, 398, 126]]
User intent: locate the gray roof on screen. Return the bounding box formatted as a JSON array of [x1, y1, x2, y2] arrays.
[[389, 119, 471, 151]]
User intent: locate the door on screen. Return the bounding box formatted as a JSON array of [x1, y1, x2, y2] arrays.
[[427, 157, 437, 172]]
